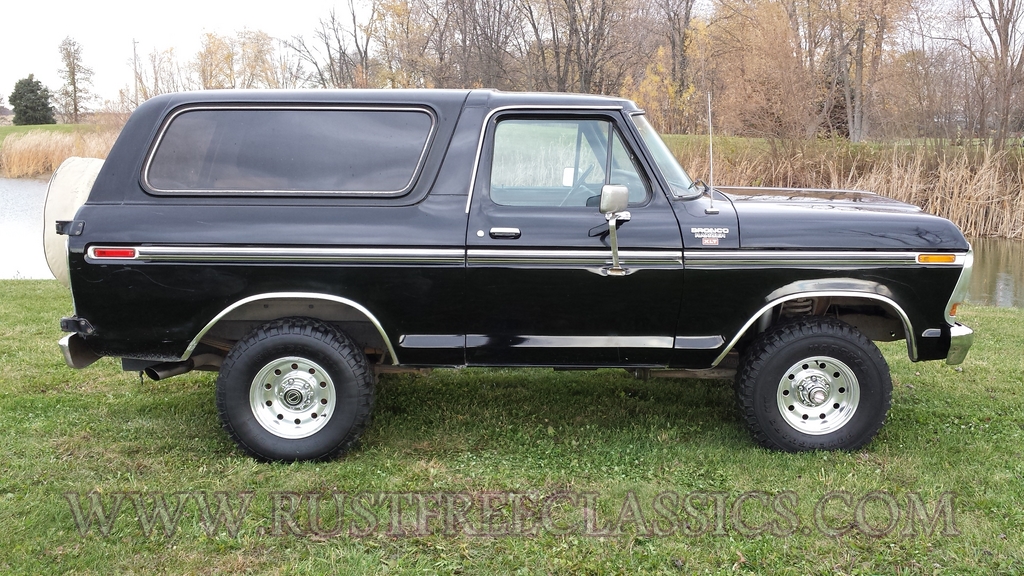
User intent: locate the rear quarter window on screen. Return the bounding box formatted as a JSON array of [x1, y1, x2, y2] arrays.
[[144, 107, 435, 195]]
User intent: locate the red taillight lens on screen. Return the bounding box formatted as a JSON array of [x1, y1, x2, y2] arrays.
[[92, 248, 136, 259]]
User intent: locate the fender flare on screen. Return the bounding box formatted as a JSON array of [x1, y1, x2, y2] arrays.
[[712, 279, 916, 367], [181, 292, 399, 365]]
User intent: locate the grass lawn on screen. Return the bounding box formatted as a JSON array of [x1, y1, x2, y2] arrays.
[[1, 280, 1021, 574], [0, 124, 100, 147]]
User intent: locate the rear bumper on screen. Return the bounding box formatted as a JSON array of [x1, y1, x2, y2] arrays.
[[59, 334, 101, 369], [945, 323, 974, 365]]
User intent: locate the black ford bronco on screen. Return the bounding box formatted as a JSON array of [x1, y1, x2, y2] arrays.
[[46, 89, 974, 461]]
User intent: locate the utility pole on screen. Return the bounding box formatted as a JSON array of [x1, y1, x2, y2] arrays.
[[132, 38, 140, 107]]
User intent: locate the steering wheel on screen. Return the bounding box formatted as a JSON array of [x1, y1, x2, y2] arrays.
[[558, 164, 596, 207]]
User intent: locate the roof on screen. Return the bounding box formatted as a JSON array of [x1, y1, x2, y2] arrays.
[[136, 88, 639, 114]]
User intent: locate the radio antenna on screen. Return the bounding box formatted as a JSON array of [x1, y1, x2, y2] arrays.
[[705, 91, 719, 215]]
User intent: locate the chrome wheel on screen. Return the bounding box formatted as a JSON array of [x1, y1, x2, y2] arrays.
[[776, 356, 860, 435], [249, 356, 336, 439], [736, 317, 890, 451]]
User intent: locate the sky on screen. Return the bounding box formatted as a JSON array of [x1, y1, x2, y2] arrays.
[[1, 0, 342, 106]]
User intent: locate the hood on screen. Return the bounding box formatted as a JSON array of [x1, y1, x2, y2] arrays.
[[717, 186, 970, 251]]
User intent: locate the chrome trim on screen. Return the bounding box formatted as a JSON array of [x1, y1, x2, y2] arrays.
[[399, 334, 465, 349], [946, 324, 974, 365], [674, 335, 725, 349], [684, 250, 967, 269], [468, 249, 682, 267], [466, 335, 674, 348], [465, 104, 625, 213], [715, 185, 882, 196], [88, 246, 464, 265], [142, 105, 437, 196], [921, 329, 942, 338], [711, 291, 917, 367], [181, 292, 399, 365], [59, 334, 101, 369], [489, 227, 522, 239], [945, 247, 974, 325]]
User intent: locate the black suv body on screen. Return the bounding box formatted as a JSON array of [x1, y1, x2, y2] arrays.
[[51, 89, 974, 460]]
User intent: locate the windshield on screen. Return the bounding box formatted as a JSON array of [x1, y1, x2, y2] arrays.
[[630, 114, 697, 198]]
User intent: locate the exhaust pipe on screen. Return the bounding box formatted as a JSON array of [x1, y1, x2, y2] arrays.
[[145, 354, 222, 381]]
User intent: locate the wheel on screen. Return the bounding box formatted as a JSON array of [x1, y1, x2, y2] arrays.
[[735, 317, 891, 452], [215, 317, 375, 461]]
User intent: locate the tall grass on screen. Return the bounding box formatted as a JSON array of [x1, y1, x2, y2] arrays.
[[0, 130, 118, 178], [670, 137, 1024, 239]]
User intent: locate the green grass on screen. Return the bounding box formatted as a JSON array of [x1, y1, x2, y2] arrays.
[[1, 280, 1022, 574], [0, 124, 100, 147]]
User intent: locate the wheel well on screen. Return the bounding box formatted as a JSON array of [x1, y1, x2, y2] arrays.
[[778, 296, 906, 342], [187, 295, 397, 365], [727, 295, 912, 365]]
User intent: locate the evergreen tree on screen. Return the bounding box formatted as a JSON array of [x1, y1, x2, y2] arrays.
[[8, 75, 56, 125]]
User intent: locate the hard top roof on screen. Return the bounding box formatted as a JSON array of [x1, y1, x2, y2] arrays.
[[137, 88, 640, 114]]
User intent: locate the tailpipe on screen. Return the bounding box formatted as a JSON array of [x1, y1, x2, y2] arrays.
[[145, 354, 223, 381]]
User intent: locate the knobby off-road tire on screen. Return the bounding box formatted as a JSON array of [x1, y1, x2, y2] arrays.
[[735, 317, 892, 452], [216, 317, 375, 461]]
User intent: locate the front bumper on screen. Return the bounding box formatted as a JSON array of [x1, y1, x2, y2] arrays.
[[59, 334, 101, 369], [945, 323, 974, 365]]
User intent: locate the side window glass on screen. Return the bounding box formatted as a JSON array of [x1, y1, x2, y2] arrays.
[[489, 118, 648, 207], [146, 108, 434, 195], [610, 130, 648, 204]]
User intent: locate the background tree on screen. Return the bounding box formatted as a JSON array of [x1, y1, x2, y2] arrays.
[[950, 0, 1024, 148], [288, 5, 378, 88], [193, 33, 237, 89], [56, 36, 95, 124], [135, 47, 191, 99], [100, 0, 1024, 144], [8, 75, 56, 125]]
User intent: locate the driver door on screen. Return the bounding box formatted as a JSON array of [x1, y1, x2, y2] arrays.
[[464, 111, 685, 366]]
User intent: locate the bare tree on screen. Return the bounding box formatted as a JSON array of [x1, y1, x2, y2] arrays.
[[289, 3, 378, 88], [657, 0, 697, 90], [57, 36, 94, 124], [237, 29, 280, 88], [194, 33, 236, 89], [520, 0, 577, 91], [952, 0, 1024, 146], [136, 47, 192, 99]]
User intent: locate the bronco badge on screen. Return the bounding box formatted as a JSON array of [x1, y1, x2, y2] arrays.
[[691, 227, 729, 246]]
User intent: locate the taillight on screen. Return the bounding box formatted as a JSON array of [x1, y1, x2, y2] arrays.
[[90, 247, 137, 259]]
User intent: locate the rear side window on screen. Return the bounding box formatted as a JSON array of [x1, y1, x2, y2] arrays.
[[145, 107, 435, 195]]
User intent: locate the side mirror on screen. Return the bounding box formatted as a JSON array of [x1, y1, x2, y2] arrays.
[[598, 185, 630, 276], [599, 184, 629, 214]]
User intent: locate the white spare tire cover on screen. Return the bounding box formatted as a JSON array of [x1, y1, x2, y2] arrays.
[[43, 157, 104, 288]]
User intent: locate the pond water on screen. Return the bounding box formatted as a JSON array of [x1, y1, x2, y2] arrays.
[[0, 177, 1022, 306], [964, 237, 1024, 308], [0, 177, 52, 280]]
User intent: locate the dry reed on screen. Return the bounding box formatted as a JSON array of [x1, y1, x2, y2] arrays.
[[673, 139, 1024, 240], [0, 130, 119, 178]]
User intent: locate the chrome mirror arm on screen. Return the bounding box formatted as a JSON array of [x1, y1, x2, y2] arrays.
[[605, 210, 631, 276]]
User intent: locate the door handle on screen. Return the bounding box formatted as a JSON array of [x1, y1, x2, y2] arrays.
[[489, 227, 521, 239]]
